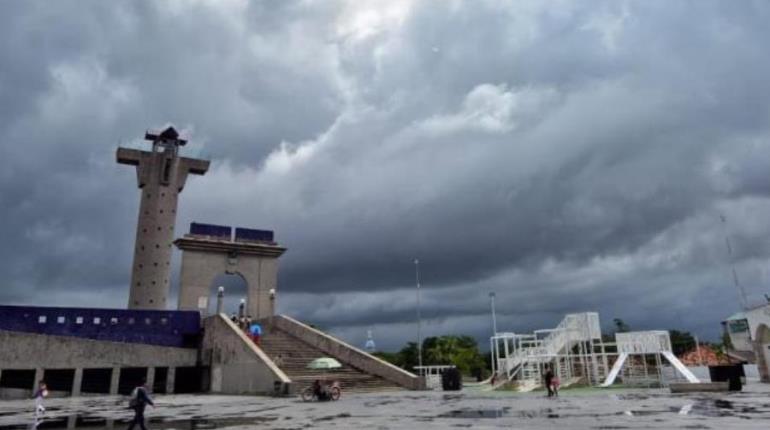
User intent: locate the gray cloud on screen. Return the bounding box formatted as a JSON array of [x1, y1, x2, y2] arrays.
[[2, 0, 770, 351]]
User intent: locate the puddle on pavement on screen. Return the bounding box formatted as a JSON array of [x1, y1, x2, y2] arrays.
[[313, 413, 351, 422], [622, 399, 766, 419], [438, 408, 511, 419], [678, 399, 763, 418], [437, 398, 767, 422], [0, 415, 281, 430]]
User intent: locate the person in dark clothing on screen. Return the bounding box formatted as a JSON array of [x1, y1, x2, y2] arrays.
[[127, 379, 154, 430], [312, 379, 329, 401], [544, 367, 554, 398]]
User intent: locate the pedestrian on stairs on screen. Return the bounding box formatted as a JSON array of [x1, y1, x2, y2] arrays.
[[273, 354, 284, 367], [249, 322, 262, 345]]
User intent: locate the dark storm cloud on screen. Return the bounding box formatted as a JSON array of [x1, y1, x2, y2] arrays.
[[2, 0, 770, 350]]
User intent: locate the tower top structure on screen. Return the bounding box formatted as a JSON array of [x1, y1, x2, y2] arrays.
[[146, 126, 186, 145], [117, 126, 209, 309]]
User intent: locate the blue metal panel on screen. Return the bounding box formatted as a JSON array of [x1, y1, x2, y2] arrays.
[[0, 305, 201, 348], [190, 222, 231, 239], [234, 227, 274, 243]]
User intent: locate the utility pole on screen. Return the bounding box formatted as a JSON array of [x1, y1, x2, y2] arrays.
[[721, 215, 749, 310], [489, 291, 498, 378], [414, 258, 423, 372], [489, 292, 498, 335]]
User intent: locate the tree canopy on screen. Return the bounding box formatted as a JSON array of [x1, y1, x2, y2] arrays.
[[373, 335, 489, 377]]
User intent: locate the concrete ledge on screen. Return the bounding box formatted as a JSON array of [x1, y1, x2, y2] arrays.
[[0, 330, 197, 369], [269, 315, 421, 390], [670, 382, 730, 393], [202, 314, 291, 395]]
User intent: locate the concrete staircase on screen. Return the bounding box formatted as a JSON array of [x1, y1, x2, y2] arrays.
[[259, 326, 403, 393]]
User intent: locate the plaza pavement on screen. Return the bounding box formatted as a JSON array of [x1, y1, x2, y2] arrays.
[[1, 383, 769, 429]]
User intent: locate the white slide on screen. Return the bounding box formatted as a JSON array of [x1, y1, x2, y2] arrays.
[[600, 353, 628, 387], [662, 351, 700, 383]]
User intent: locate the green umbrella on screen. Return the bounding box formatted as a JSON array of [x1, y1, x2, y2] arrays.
[[306, 357, 342, 370]]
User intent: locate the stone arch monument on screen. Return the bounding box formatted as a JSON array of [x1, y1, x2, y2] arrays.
[[175, 223, 286, 318]]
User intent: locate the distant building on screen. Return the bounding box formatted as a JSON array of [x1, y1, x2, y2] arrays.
[[723, 303, 770, 381]]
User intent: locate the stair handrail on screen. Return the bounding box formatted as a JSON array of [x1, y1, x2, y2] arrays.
[[270, 315, 420, 390]]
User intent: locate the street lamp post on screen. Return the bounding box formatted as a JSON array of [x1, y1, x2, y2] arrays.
[[414, 258, 423, 372], [489, 291, 497, 377], [216, 286, 225, 315], [269, 288, 276, 316], [489, 292, 498, 335]]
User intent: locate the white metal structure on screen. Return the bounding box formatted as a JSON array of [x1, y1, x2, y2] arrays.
[[601, 331, 699, 386], [490, 312, 608, 391], [491, 313, 699, 391]]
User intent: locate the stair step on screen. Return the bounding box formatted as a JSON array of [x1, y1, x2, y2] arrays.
[[257, 326, 403, 392]]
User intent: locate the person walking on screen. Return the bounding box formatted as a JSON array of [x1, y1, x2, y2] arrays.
[[551, 375, 560, 397], [543, 366, 554, 398], [127, 378, 154, 430], [33, 381, 48, 417]]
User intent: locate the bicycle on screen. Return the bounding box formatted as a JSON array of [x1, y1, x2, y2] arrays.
[[301, 381, 341, 401]]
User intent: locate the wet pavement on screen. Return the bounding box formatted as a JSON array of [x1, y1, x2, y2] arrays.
[[1, 383, 769, 429]]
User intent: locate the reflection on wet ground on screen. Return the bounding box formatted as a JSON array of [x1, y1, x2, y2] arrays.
[[437, 407, 510, 418], [0, 385, 769, 429], [0, 415, 284, 430]]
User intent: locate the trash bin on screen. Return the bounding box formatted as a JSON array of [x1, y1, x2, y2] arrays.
[[273, 381, 288, 396], [441, 367, 462, 391], [708, 365, 742, 391]]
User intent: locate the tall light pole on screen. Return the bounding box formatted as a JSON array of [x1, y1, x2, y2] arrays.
[[414, 258, 423, 372], [721, 215, 749, 310], [269, 288, 276, 316], [489, 292, 498, 335], [489, 291, 497, 377]]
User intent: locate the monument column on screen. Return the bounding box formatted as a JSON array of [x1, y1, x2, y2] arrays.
[[117, 127, 209, 309]]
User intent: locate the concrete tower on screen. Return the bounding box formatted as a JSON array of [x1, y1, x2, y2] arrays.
[[117, 127, 210, 309]]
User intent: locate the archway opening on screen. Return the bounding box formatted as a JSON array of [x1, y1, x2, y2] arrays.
[[208, 272, 248, 317]]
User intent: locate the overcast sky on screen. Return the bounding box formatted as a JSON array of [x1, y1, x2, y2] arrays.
[[2, 0, 770, 351]]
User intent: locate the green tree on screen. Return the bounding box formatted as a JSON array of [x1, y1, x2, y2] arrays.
[[669, 330, 696, 356], [613, 318, 630, 333], [721, 331, 733, 350], [372, 351, 402, 367], [424, 336, 461, 365], [397, 342, 419, 371], [422, 335, 487, 377], [376, 335, 489, 377]]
